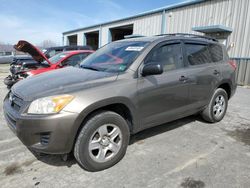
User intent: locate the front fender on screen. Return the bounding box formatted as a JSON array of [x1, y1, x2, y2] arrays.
[[65, 97, 138, 152]]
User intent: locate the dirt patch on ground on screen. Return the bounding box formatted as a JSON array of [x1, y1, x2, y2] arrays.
[[227, 128, 250, 146], [3, 158, 36, 176], [4, 162, 23, 176], [180, 177, 205, 188]]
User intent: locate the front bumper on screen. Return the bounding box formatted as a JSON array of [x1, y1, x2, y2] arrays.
[[3, 96, 79, 154]]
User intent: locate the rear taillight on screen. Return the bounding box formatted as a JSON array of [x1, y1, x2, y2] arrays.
[[228, 60, 237, 70]]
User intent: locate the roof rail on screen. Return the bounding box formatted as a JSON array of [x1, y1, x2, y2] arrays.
[[124, 34, 145, 39], [156, 33, 218, 42]]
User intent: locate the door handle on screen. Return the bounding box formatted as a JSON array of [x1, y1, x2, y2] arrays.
[[213, 70, 220, 75], [179, 75, 189, 82]]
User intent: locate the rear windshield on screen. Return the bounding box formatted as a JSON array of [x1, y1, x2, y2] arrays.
[[80, 41, 149, 73], [43, 52, 68, 64]]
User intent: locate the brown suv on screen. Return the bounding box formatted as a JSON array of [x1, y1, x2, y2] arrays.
[[3, 34, 237, 171]]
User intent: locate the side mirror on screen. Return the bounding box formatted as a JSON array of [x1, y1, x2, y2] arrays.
[[142, 63, 163, 76]]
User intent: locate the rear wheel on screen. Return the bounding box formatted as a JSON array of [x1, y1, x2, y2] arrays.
[[74, 111, 130, 172], [201, 88, 228, 123]]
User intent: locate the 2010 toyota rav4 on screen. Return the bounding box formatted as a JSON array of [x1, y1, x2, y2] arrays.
[[3, 34, 237, 171]]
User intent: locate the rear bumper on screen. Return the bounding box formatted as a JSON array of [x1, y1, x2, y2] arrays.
[[3, 97, 79, 154]]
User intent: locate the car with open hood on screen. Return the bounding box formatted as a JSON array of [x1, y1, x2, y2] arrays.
[[4, 40, 94, 87], [10, 44, 92, 69], [3, 34, 237, 172]]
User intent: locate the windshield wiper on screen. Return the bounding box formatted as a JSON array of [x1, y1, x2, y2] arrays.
[[81, 65, 100, 71]]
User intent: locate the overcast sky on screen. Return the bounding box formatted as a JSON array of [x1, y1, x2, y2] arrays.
[[0, 0, 183, 45]]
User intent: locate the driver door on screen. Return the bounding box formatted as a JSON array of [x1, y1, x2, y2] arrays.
[[137, 41, 190, 129]]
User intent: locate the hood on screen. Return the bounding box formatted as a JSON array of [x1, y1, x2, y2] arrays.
[[12, 67, 118, 101], [14, 40, 52, 65]]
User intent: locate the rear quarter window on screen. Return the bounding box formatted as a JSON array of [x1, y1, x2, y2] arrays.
[[208, 43, 223, 62], [185, 43, 212, 65]]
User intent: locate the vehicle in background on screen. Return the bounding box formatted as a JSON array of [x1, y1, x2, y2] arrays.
[[0, 44, 15, 64], [3, 34, 237, 171], [43, 45, 93, 58], [0, 52, 13, 64], [4, 40, 94, 88], [1, 43, 92, 65], [10, 44, 93, 70], [26, 50, 93, 76]]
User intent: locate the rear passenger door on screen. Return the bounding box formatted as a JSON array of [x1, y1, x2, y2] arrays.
[[137, 41, 190, 129], [183, 41, 222, 109], [208, 43, 224, 75]]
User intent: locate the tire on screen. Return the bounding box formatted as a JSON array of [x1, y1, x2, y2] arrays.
[[201, 88, 228, 123], [74, 111, 130, 172]]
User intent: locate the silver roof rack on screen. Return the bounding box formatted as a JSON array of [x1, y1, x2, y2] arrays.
[[156, 33, 218, 42], [124, 34, 145, 39]]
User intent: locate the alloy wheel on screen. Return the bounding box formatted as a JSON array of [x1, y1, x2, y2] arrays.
[[88, 124, 122, 163]]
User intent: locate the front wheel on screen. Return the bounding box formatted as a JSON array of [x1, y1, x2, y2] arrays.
[[201, 88, 228, 123], [74, 111, 130, 172]]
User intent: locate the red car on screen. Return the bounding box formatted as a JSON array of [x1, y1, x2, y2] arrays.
[[4, 40, 94, 87], [27, 50, 93, 76]]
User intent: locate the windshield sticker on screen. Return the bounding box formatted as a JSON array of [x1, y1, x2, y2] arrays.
[[125, 46, 144, 51]]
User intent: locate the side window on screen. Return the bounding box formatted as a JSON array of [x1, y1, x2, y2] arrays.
[[62, 54, 81, 66], [79, 53, 90, 61], [208, 43, 223, 62], [145, 43, 184, 72], [185, 43, 212, 65], [47, 50, 56, 58]]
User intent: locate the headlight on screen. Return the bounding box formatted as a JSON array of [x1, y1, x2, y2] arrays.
[[27, 95, 74, 114]]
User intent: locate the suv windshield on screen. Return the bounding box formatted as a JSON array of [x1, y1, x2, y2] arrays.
[[80, 41, 149, 72]]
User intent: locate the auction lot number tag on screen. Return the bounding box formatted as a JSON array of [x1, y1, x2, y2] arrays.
[[125, 46, 144, 51]]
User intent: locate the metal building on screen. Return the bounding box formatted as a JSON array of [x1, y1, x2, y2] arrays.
[[62, 0, 250, 85]]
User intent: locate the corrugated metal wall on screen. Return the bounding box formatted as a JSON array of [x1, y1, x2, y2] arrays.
[[101, 13, 162, 45], [133, 13, 162, 36], [63, 0, 250, 85], [64, 0, 250, 58], [233, 58, 250, 86], [164, 0, 250, 58]]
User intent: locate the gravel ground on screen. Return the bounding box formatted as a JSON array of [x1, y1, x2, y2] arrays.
[[0, 65, 250, 188]]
